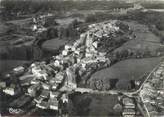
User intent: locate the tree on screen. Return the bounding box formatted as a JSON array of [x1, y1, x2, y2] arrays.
[[116, 80, 132, 90], [47, 27, 58, 39], [120, 49, 128, 58], [85, 14, 97, 23], [94, 80, 103, 90], [102, 79, 111, 90], [144, 47, 150, 57]]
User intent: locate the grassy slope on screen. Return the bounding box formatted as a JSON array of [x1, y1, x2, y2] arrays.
[[71, 94, 120, 116], [90, 57, 163, 81], [88, 94, 120, 116], [0, 60, 29, 73], [42, 38, 68, 51], [114, 21, 161, 53]]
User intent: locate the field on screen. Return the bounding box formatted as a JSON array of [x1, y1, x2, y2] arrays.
[[88, 94, 120, 116], [0, 60, 29, 74], [114, 39, 163, 53], [124, 21, 160, 43], [6, 18, 31, 26], [0, 23, 8, 35], [114, 21, 162, 54], [41, 38, 68, 51], [70, 94, 120, 116], [89, 57, 163, 85]]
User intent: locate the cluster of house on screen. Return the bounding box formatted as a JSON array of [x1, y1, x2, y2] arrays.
[[88, 20, 120, 39], [0, 21, 125, 112], [31, 15, 48, 33], [139, 61, 164, 116], [122, 97, 136, 117], [113, 96, 138, 117], [2, 66, 25, 96]]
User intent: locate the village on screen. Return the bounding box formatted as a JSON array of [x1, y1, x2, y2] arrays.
[[0, 0, 164, 116], [138, 61, 164, 116], [0, 21, 122, 114], [0, 16, 163, 117]]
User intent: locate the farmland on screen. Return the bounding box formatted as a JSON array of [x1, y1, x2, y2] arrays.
[[70, 93, 120, 116], [88, 57, 163, 90], [0, 60, 29, 73], [1, 0, 164, 116], [42, 38, 68, 51], [112, 21, 164, 58]]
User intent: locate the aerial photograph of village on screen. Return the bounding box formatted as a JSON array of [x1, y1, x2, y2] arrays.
[[0, 0, 164, 116]]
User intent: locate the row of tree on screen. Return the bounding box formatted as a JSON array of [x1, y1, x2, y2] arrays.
[[1, 0, 133, 17], [90, 78, 135, 91]]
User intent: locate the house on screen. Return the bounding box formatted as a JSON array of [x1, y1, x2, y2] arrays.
[[96, 56, 109, 63], [38, 70, 48, 81], [92, 41, 98, 49], [31, 79, 40, 85], [65, 45, 72, 50], [3, 87, 16, 96], [65, 67, 77, 89], [13, 66, 25, 74], [155, 69, 163, 77], [157, 90, 164, 95], [3, 84, 20, 96], [62, 50, 68, 56], [0, 81, 6, 89], [49, 98, 59, 110], [51, 83, 59, 91], [122, 97, 135, 109], [122, 108, 135, 117], [160, 63, 164, 67], [50, 91, 61, 99], [42, 83, 50, 90], [19, 74, 35, 81], [32, 24, 37, 31], [156, 96, 164, 105], [54, 60, 60, 67], [9, 95, 32, 108], [142, 82, 152, 89], [34, 96, 44, 104], [20, 78, 31, 86], [36, 101, 49, 109], [31, 67, 41, 75], [145, 103, 156, 112], [28, 84, 41, 97], [61, 93, 69, 103], [74, 50, 80, 56], [85, 51, 96, 58], [156, 80, 164, 90], [49, 78, 56, 84], [142, 96, 152, 103], [40, 90, 50, 99], [55, 72, 65, 84]]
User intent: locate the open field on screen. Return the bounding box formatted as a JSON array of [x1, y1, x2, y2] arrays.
[[0, 23, 8, 35], [88, 94, 120, 116], [0, 60, 29, 74], [125, 21, 161, 42], [71, 94, 120, 116], [42, 38, 68, 51], [6, 18, 32, 26], [113, 21, 162, 55], [90, 57, 163, 82], [114, 39, 163, 53]]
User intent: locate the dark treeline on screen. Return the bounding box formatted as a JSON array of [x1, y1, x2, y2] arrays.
[[85, 9, 164, 31], [1, 0, 132, 16], [2, 0, 164, 16], [141, 2, 164, 9], [0, 46, 43, 60]]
